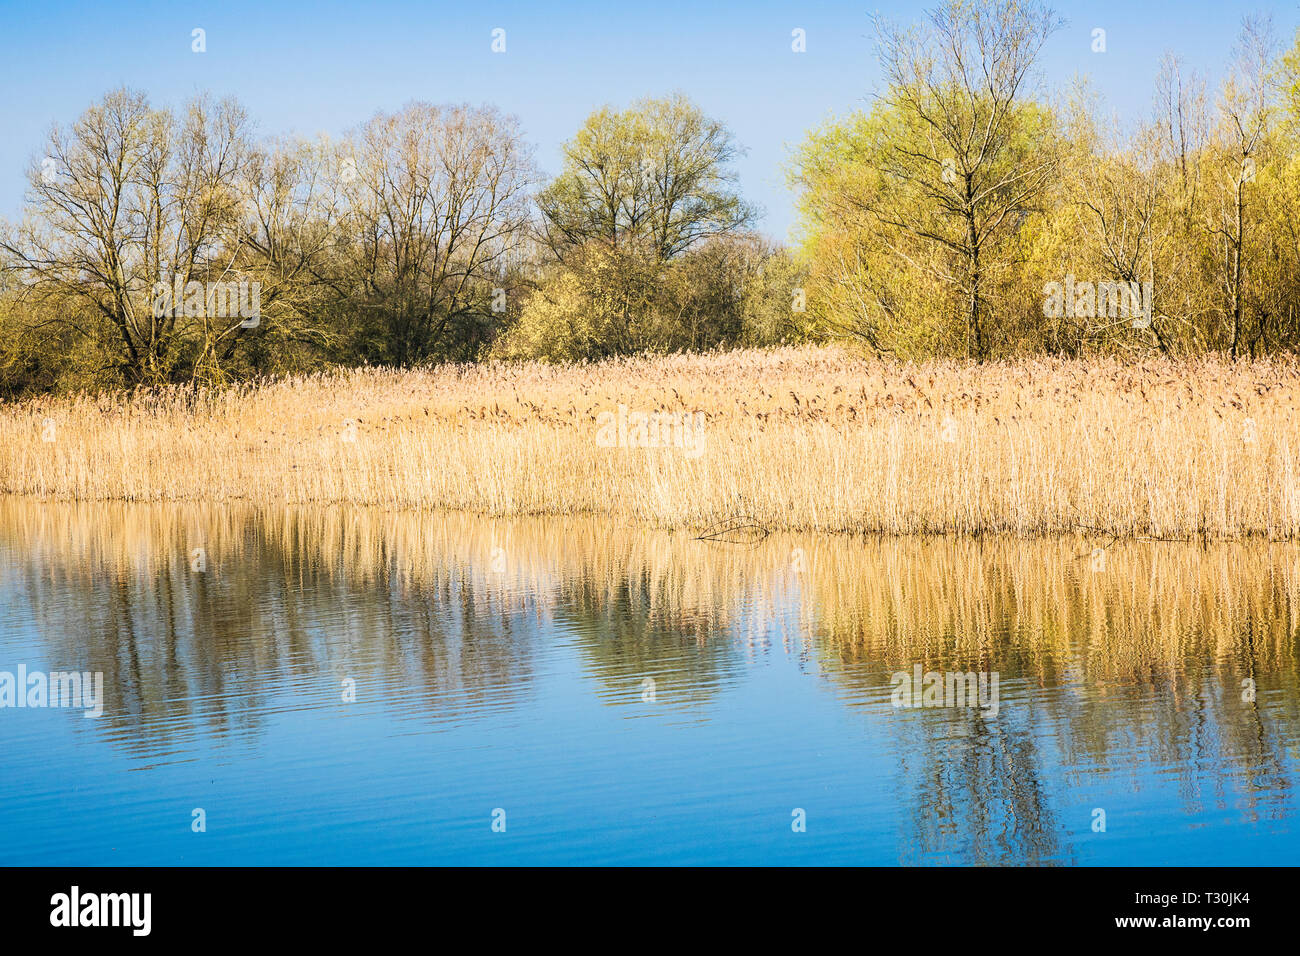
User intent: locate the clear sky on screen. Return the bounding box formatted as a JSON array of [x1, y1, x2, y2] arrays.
[[0, 0, 1290, 241]]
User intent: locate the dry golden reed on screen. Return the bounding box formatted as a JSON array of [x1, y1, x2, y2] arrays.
[[2, 345, 1299, 539]]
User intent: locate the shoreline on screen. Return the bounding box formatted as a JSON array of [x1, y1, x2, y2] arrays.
[[2, 346, 1298, 541], [1, 493, 1298, 545]]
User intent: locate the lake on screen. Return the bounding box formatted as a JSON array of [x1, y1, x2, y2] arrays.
[[0, 500, 1297, 865]]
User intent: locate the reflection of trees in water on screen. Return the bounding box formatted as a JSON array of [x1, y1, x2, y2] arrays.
[[893, 708, 1069, 866], [2, 501, 1298, 839], [3, 504, 553, 757], [813, 538, 1300, 846], [558, 566, 741, 708]]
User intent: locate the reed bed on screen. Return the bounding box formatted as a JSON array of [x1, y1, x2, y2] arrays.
[[2, 346, 1299, 539]]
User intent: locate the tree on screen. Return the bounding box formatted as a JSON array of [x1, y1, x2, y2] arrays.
[[870, 0, 1063, 358], [491, 234, 805, 362], [536, 93, 753, 263], [205, 134, 347, 378], [1, 89, 257, 385], [338, 103, 536, 365], [1205, 17, 1278, 356], [790, 109, 957, 357]]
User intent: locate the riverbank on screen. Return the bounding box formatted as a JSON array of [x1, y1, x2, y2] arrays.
[[2, 346, 1298, 539]]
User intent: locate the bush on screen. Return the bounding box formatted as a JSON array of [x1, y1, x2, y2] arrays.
[[491, 236, 813, 362]]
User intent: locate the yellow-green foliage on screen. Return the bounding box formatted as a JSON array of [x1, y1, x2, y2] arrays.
[[493, 237, 811, 362]]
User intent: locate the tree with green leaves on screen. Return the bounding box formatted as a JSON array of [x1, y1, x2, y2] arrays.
[[536, 93, 753, 264], [854, 0, 1062, 358]]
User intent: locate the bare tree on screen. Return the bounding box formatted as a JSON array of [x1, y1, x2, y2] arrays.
[[1206, 16, 1277, 356], [207, 135, 347, 376], [340, 103, 535, 365], [1, 89, 255, 384], [1066, 71, 1181, 354]]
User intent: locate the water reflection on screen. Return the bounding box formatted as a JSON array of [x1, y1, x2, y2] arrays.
[[0, 500, 1297, 864]]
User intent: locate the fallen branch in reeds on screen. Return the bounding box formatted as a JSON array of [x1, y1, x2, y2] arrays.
[[695, 515, 771, 545]]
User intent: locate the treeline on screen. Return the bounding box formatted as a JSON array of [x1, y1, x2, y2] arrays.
[[792, 1, 1300, 360], [5, 1, 1300, 397], [0, 91, 805, 395]]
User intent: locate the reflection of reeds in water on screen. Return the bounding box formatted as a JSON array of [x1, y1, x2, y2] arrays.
[[808, 536, 1300, 860], [4, 347, 1300, 539], [6, 500, 1299, 689], [807, 535, 1300, 684], [2, 502, 1297, 768], [4, 500, 1297, 862]]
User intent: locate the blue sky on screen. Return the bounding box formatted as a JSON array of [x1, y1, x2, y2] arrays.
[[0, 0, 1290, 240]]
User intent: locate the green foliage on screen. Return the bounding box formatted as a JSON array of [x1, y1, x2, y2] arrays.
[[12, 14, 1300, 396], [789, 14, 1300, 361], [490, 235, 810, 363], [537, 93, 753, 263]]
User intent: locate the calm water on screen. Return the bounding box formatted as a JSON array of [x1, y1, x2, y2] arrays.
[[0, 501, 1297, 865]]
